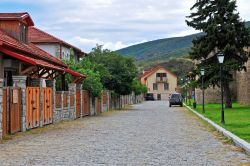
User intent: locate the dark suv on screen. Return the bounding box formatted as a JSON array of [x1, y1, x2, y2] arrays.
[[145, 93, 155, 101], [169, 93, 183, 107]]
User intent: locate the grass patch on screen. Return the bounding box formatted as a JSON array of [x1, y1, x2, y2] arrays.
[[193, 102, 250, 143]]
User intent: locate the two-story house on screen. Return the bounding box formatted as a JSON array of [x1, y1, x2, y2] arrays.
[[28, 27, 85, 62], [0, 12, 84, 87], [140, 66, 177, 100]]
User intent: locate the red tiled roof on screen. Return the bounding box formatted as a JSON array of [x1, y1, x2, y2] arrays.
[[28, 27, 83, 53], [65, 68, 85, 78], [0, 47, 64, 71], [140, 65, 177, 79], [0, 29, 67, 67], [0, 12, 34, 26]]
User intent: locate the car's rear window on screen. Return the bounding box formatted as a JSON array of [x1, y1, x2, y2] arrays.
[[171, 94, 181, 99]]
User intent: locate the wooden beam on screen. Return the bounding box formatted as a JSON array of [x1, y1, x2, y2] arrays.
[[46, 70, 56, 79], [52, 73, 60, 79], [20, 66, 35, 75], [39, 68, 49, 77]]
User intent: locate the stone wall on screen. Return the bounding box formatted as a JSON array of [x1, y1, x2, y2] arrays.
[[236, 61, 250, 105], [196, 86, 221, 104]]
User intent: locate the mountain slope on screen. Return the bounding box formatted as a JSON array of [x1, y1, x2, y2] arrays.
[[117, 21, 250, 62]]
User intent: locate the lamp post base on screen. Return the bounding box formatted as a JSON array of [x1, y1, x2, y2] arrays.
[[193, 102, 197, 109]]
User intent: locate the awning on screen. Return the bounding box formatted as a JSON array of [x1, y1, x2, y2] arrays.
[[0, 46, 86, 82], [0, 47, 37, 65], [0, 47, 64, 71]]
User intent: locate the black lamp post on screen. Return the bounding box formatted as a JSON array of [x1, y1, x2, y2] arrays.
[[217, 53, 225, 124], [200, 68, 205, 113]]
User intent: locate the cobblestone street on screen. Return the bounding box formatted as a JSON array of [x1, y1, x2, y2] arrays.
[[0, 101, 249, 166]]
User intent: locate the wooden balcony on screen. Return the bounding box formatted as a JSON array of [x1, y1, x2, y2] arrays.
[[156, 77, 168, 83]]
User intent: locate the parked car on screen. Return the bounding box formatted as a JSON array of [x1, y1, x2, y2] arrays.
[[145, 93, 155, 101], [169, 93, 183, 107]]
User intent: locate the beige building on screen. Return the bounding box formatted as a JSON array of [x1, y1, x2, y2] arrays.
[[140, 66, 178, 100]]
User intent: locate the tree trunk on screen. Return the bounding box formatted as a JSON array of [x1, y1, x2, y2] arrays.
[[224, 82, 232, 108]]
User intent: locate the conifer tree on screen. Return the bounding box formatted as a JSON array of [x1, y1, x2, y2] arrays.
[[186, 0, 250, 108]]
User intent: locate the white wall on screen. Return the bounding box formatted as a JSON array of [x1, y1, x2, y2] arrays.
[[35, 43, 76, 61], [35, 43, 59, 57]]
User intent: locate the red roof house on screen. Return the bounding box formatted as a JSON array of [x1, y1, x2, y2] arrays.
[[0, 12, 85, 86]]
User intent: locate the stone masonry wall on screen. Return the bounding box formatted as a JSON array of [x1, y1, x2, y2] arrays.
[[236, 61, 250, 105], [196, 86, 222, 104]]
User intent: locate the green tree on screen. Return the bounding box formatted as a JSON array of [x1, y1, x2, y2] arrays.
[[63, 56, 103, 98], [132, 79, 147, 95], [186, 0, 250, 108], [88, 45, 138, 96]]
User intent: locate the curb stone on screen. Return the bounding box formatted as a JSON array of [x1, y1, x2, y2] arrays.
[[184, 103, 250, 155]]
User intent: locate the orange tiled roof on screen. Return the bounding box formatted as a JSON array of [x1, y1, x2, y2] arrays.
[[140, 65, 177, 79], [0, 29, 67, 67], [28, 27, 83, 53]]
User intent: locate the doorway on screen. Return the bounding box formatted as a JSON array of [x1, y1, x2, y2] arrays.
[[157, 94, 161, 100]]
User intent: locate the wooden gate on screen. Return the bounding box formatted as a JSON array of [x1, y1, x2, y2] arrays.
[[26, 87, 40, 129], [76, 90, 81, 118], [82, 91, 90, 116], [2, 87, 21, 137], [42, 88, 53, 125], [95, 97, 101, 114]]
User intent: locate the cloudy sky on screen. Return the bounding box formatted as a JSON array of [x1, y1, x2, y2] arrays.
[[1, 0, 249, 52]]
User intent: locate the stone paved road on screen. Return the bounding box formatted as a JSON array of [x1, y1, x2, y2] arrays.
[[0, 101, 249, 166]]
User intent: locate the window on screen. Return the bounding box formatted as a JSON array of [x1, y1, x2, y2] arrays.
[[19, 24, 27, 43], [153, 83, 158, 90], [164, 83, 169, 90], [156, 73, 167, 77]]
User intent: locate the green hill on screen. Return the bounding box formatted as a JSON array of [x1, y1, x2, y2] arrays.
[[117, 21, 250, 63]]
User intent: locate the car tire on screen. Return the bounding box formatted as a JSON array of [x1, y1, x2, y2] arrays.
[[180, 104, 183, 107], [169, 104, 172, 107]]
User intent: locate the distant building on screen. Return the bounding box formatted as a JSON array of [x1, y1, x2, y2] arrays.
[[140, 66, 178, 100], [28, 27, 85, 62]]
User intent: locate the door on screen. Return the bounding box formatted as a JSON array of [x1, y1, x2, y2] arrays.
[[157, 94, 161, 100], [82, 91, 90, 116], [76, 90, 81, 118], [43, 88, 53, 125], [9, 88, 21, 134], [26, 87, 40, 129], [2, 87, 21, 137]]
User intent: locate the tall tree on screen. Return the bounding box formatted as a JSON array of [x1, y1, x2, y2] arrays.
[[186, 0, 250, 108]]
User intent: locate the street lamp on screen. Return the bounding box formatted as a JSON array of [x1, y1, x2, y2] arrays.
[[217, 53, 225, 124], [200, 68, 205, 113]]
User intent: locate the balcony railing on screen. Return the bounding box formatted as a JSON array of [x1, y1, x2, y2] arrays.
[[156, 77, 168, 83]]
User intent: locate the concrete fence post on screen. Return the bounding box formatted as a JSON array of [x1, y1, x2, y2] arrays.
[[107, 91, 110, 111], [12, 76, 27, 132], [68, 83, 76, 119], [89, 95, 95, 116], [0, 79, 3, 139]]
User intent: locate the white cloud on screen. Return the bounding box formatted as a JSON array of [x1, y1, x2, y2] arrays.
[[69, 36, 148, 52], [2, 0, 249, 52]]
